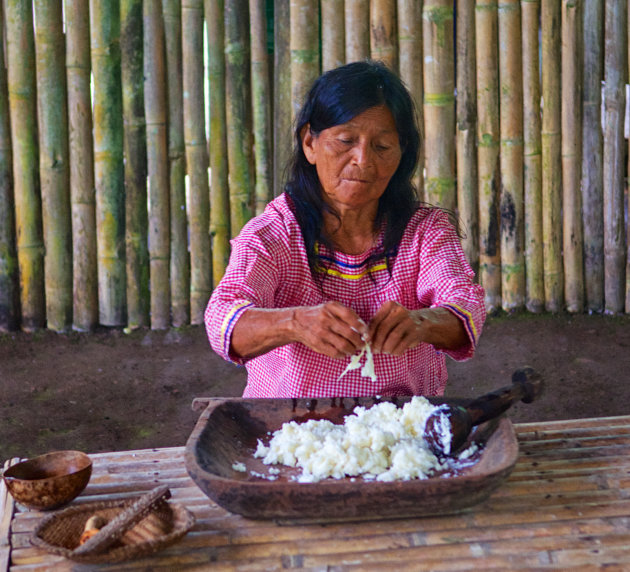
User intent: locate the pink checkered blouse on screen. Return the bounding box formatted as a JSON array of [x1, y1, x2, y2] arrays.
[[205, 194, 486, 398]]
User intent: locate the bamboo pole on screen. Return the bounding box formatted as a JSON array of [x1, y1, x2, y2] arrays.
[[182, 0, 211, 324], [65, 0, 98, 331], [541, 0, 563, 312], [273, 0, 291, 196], [581, 0, 604, 313], [144, 1, 171, 329], [398, 0, 424, 201], [290, 0, 320, 119], [345, 0, 370, 62], [120, 0, 149, 330], [206, 0, 230, 284], [521, 0, 544, 313], [423, 0, 456, 212], [561, 0, 583, 313], [322, 0, 345, 71], [163, 0, 190, 327], [370, 0, 398, 72], [602, 0, 626, 313], [250, 0, 273, 214], [6, 0, 45, 331], [0, 0, 18, 331], [34, 0, 72, 332], [498, 0, 524, 311], [475, 0, 501, 312], [455, 0, 478, 273], [226, 0, 255, 235], [91, 0, 126, 326]]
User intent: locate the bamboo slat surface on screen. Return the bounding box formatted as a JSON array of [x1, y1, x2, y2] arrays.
[[4, 415, 630, 570]]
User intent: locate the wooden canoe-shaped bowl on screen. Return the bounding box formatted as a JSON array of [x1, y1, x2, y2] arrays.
[[185, 397, 518, 522]]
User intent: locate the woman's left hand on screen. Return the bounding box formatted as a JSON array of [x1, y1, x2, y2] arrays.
[[369, 301, 468, 355]]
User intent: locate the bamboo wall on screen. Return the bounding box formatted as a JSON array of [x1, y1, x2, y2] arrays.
[[0, 0, 628, 332]]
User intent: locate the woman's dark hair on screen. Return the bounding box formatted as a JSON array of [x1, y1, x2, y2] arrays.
[[285, 60, 421, 280]]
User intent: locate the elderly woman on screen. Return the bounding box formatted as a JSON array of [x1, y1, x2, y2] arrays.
[[206, 60, 485, 398]]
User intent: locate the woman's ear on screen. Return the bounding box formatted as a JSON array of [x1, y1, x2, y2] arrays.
[[301, 124, 316, 165]]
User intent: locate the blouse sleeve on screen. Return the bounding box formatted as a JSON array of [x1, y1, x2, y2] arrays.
[[416, 210, 486, 361], [204, 222, 287, 365]]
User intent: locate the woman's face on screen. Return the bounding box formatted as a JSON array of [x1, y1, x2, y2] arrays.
[[301, 105, 402, 213]]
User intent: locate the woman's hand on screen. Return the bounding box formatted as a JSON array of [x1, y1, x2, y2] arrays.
[[369, 301, 468, 356], [230, 302, 368, 360]]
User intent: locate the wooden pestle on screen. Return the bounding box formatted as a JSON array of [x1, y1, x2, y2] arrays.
[[424, 366, 544, 456]]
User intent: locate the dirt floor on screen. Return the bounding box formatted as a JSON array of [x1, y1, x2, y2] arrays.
[[1, 312, 630, 463]]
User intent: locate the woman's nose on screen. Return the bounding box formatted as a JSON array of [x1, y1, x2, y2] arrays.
[[351, 140, 373, 167]]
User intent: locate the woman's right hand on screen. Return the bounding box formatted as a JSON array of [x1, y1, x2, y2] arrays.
[[230, 302, 368, 360]]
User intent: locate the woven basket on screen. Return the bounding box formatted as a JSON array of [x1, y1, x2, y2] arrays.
[[31, 497, 195, 564]]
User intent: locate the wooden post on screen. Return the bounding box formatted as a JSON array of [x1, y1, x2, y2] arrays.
[[345, 0, 370, 62], [398, 0, 424, 201], [521, 0, 544, 313], [455, 0, 478, 273], [91, 0, 126, 326], [34, 0, 72, 332], [475, 0, 501, 312], [273, 0, 291, 196], [541, 0, 563, 312], [182, 0, 211, 324], [226, 0, 254, 235], [144, 0, 171, 329], [206, 0, 231, 284], [121, 0, 149, 330], [164, 0, 190, 327], [498, 0, 524, 311], [581, 0, 604, 313], [561, 0, 583, 313], [423, 0, 456, 212], [602, 0, 626, 313], [0, 0, 18, 332], [250, 0, 273, 215], [6, 0, 45, 331], [370, 0, 398, 72], [322, 0, 345, 71], [66, 0, 98, 331]]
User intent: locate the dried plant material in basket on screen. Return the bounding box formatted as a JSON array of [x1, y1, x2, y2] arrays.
[[30, 494, 195, 564]]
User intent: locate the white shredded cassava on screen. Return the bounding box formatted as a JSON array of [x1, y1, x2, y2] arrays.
[[253, 396, 469, 483]]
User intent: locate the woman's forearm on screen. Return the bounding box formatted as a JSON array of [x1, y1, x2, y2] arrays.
[[410, 307, 468, 350], [230, 307, 298, 359]]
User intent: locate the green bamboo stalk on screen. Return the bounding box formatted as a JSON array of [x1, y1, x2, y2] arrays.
[[0, 0, 18, 331], [121, 0, 149, 330], [205, 0, 230, 284], [561, 0, 583, 313], [498, 0, 524, 311], [521, 0, 544, 313], [226, 0, 254, 234], [34, 0, 72, 332], [290, 0, 320, 119], [144, 0, 171, 329], [370, 0, 398, 71], [455, 0, 478, 273], [163, 0, 190, 326], [6, 0, 45, 331], [91, 0, 126, 326], [182, 0, 211, 324], [581, 0, 603, 313], [250, 0, 273, 215], [65, 0, 98, 331], [321, 0, 345, 71], [423, 2, 456, 211], [541, 0, 563, 312], [602, 0, 626, 313], [345, 0, 370, 62], [475, 0, 501, 312], [398, 0, 424, 201], [273, 0, 291, 196]]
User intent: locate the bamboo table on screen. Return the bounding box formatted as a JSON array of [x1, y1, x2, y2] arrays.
[[3, 415, 630, 571]]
